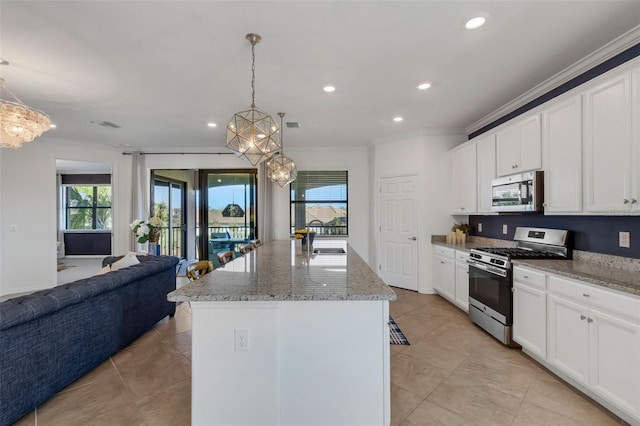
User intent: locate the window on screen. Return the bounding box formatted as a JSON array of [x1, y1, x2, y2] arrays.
[[64, 185, 112, 230], [290, 171, 348, 236]]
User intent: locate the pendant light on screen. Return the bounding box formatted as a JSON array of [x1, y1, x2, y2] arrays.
[[226, 33, 280, 166], [267, 112, 297, 187], [0, 60, 52, 149], [222, 176, 245, 218]]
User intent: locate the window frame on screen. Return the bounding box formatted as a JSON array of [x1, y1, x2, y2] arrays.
[[289, 170, 348, 236], [64, 185, 113, 230]]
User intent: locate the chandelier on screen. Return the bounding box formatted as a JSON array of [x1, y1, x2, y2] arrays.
[[0, 71, 51, 149], [226, 33, 280, 166], [267, 112, 297, 187]]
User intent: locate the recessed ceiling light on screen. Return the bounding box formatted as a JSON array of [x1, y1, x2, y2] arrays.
[[464, 13, 489, 30], [417, 83, 431, 90], [50, 124, 57, 128], [323, 85, 336, 93], [393, 116, 403, 122], [207, 122, 217, 127]]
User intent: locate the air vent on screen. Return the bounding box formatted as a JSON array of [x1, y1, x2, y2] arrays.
[[88, 120, 121, 129], [286, 122, 300, 128]]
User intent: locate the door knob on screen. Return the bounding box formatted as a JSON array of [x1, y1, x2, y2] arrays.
[[587, 318, 593, 323], [408, 236, 417, 241], [580, 315, 586, 320], [624, 199, 630, 204], [632, 199, 637, 204]]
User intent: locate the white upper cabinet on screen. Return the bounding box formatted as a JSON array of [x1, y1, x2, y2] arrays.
[[583, 72, 636, 212], [451, 142, 477, 214], [542, 95, 583, 213], [496, 114, 542, 177], [475, 134, 496, 213]]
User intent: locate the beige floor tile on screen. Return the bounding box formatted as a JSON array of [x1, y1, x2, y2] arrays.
[[512, 401, 586, 425], [524, 375, 620, 425], [399, 400, 475, 426], [400, 340, 465, 374], [391, 354, 449, 398], [136, 377, 191, 426], [427, 380, 522, 425], [162, 330, 192, 354], [391, 343, 409, 358], [154, 314, 192, 337], [112, 341, 191, 403], [394, 307, 455, 338], [36, 372, 146, 426], [58, 358, 119, 392], [390, 384, 424, 426], [124, 328, 165, 349]]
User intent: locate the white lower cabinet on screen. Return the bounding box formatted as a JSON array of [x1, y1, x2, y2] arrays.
[[432, 245, 468, 312], [512, 266, 547, 359], [432, 246, 455, 302], [454, 251, 469, 312], [543, 274, 640, 422]]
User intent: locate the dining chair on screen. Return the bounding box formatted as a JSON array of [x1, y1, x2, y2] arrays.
[[186, 260, 214, 281], [217, 250, 236, 266], [239, 244, 255, 255]]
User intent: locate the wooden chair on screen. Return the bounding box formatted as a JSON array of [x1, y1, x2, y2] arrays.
[[186, 260, 214, 281], [217, 250, 236, 266], [250, 239, 262, 247], [238, 244, 255, 255]]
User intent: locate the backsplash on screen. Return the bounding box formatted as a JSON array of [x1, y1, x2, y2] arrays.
[[469, 215, 640, 259]]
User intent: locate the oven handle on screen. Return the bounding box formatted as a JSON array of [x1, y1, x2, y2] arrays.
[[467, 259, 508, 278]]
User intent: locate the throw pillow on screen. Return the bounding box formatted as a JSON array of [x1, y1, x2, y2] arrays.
[[111, 253, 140, 271], [96, 265, 111, 275]]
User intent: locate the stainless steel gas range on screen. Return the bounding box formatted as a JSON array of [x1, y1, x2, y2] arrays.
[[467, 227, 570, 346]]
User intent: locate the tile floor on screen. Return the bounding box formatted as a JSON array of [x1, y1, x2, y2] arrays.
[[13, 287, 626, 426]]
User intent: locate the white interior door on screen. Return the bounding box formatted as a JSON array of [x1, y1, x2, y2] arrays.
[[379, 175, 418, 291]]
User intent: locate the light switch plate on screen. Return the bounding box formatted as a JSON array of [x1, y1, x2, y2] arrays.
[[619, 232, 630, 248], [502, 224, 508, 235], [478, 223, 483, 233]]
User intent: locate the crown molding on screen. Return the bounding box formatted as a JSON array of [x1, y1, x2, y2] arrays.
[[466, 25, 640, 136]]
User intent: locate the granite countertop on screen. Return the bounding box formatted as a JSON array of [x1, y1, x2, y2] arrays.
[[431, 234, 640, 297], [513, 256, 640, 297], [168, 240, 397, 302], [431, 235, 516, 251]]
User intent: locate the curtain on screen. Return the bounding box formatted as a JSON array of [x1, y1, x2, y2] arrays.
[[257, 162, 274, 242], [130, 152, 148, 252]]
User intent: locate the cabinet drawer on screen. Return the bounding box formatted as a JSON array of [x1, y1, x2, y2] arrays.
[[455, 250, 470, 262], [433, 245, 455, 259], [513, 266, 546, 290], [548, 275, 640, 320]]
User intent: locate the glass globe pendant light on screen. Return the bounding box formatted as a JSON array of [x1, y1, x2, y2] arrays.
[[267, 112, 297, 187], [226, 34, 281, 166]]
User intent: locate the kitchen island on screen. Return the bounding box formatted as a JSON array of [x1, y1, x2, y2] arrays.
[[168, 240, 396, 426]]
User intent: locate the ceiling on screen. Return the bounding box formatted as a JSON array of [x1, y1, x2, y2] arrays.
[[1, 1, 639, 151]]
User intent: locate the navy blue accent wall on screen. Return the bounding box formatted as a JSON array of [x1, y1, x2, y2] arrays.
[[468, 215, 640, 259], [469, 42, 640, 140]]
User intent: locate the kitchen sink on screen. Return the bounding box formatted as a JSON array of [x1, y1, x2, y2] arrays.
[[313, 247, 346, 254]]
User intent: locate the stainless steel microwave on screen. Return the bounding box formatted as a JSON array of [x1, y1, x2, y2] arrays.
[[491, 171, 543, 213]]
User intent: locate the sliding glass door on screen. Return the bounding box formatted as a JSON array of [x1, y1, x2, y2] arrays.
[[199, 170, 257, 264], [152, 175, 187, 258]]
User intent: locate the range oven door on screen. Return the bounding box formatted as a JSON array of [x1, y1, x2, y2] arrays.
[[467, 259, 512, 325]]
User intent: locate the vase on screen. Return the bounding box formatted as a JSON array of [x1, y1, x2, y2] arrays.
[[148, 241, 160, 256]]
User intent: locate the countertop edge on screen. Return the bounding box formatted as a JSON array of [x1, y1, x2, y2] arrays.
[[168, 294, 397, 302]]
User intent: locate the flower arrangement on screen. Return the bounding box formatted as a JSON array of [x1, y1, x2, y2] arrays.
[[452, 222, 472, 234], [130, 216, 165, 243]]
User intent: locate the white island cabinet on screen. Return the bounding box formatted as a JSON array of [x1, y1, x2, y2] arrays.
[[168, 240, 396, 426]]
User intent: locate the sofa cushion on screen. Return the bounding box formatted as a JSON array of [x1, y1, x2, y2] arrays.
[[111, 253, 140, 271], [96, 265, 111, 275]]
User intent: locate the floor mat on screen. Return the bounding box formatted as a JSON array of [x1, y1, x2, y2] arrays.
[[388, 316, 410, 345]]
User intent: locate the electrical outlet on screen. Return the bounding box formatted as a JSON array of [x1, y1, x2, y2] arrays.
[[234, 329, 248, 351], [619, 232, 630, 248], [502, 224, 508, 235], [478, 223, 483, 233]]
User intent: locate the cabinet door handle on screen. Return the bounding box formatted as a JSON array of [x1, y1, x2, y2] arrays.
[[523, 275, 529, 279], [582, 293, 590, 297], [632, 199, 637, 204], [440, 261, 445, 264], [460, 207, 465, 210], [587, 318, 593, 323], [580, 315, 586, 320], [624, 199, 630, 204]]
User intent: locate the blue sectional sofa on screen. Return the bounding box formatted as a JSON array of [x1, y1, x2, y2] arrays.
[[0, 255, 179, 426]]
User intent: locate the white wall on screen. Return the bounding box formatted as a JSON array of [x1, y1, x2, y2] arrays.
[[372, 131, 465, 293], [0, 137, 132, 297], [271, 146, 371, 263]]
